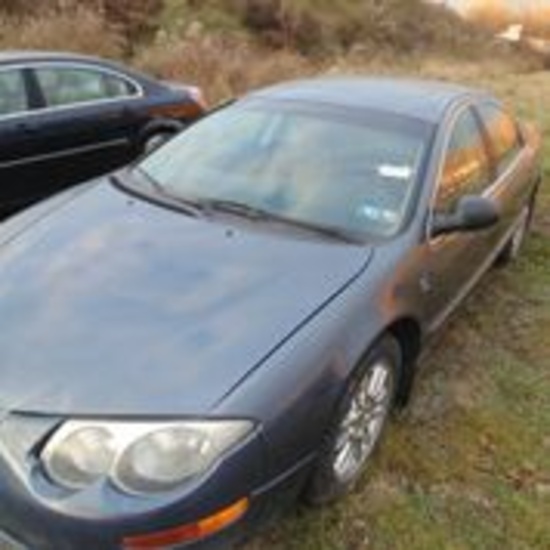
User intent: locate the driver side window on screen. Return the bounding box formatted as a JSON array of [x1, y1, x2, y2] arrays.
[[436, 107, 492, 213]]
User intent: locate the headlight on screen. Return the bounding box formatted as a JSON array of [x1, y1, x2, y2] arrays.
[[41, 419, 253, 495]]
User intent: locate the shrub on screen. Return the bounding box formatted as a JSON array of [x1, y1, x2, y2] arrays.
[[135, 34, 314, 102], [0, 0, 163, 50], [0, 7, 125, 58], [99, 0, 163, 45], [0, 0, 59, 15]]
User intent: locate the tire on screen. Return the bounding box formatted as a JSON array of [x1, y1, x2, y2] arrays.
[[497, 200, 534, 266], [303, 335, 402, 505], [142, 130, 176, 154]]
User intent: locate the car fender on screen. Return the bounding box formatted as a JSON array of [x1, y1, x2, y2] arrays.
[[213, 248, 423, 478]]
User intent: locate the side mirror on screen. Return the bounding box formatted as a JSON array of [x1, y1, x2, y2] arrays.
[[431, 195, 500, 238]]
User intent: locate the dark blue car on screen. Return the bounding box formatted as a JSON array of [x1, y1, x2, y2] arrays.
[[0, 77, 541, 549], [0, 51, 206, 217]]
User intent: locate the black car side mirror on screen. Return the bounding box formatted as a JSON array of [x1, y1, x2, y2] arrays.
[[431, 195, 500, 238]]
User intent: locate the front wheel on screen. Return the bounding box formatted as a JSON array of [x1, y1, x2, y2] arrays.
[[303, 335, 401, 505]]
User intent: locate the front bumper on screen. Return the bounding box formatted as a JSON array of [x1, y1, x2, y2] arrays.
[[0, 421, 314, 550]]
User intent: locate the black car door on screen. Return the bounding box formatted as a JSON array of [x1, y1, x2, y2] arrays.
[[0, 66, 47, 214], [421, 105, 498, 332], [26, 63, 144, 196]]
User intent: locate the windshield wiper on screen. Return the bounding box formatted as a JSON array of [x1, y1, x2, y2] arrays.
[[118, 169, 207, 218], [200, 198, 276, 220], [116, 174, 363, 244], [202, 198, 363, 244]]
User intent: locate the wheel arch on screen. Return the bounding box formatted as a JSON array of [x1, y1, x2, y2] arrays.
[[137, 118, 187, 148], [384, 316, 423, 407]]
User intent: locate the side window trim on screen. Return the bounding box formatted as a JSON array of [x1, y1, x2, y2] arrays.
[[32, 63, 143, 110], [23, 67, 45, 111], [0, 62, 143, 122]]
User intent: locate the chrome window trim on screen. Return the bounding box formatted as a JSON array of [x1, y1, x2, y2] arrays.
[[0, 137, 131, 169], [0, 61, 144, 123], [425, 97, 526, 243]]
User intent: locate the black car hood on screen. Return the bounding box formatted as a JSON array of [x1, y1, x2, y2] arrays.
[[0, 182, 372, 416]]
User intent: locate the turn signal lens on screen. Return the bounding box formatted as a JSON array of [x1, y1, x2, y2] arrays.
[[187, 86, 208, 110], [148, 101, 204, 119], [122, 497, 249, 549]]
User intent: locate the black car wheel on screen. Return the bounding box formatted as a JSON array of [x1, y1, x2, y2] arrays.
[[304, 335, 402, 505], [143, 130, 177, 154]]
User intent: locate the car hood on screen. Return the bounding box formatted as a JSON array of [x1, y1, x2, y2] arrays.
[[0, 181, 372, 416]]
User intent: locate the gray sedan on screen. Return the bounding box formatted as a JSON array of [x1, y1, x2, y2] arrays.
[[0, 77, 542, 549]]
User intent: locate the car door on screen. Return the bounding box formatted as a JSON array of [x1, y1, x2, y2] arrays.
[[421, 104, 498, 332], [27, 63, 143, 196], [0, 66, 46, 214]]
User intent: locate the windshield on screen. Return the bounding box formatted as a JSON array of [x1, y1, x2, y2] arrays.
[[137, 99, 434, 239]]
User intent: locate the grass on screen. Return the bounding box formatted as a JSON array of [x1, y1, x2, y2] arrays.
[[242, 66, 550, 550]]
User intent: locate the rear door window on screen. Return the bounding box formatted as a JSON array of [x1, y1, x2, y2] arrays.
[[476, 102, 523, 176], [0, 69, 29, 117], [34, 66, 137, 108]]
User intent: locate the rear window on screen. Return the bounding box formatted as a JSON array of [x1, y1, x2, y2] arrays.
[[0, 69, 28, 117], [34, 66, 137, 108]]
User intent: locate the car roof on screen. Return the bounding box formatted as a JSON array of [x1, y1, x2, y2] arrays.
[[0, 50, 151, 81], [0, 50, 113, 65], [251, 77, 489, 123]]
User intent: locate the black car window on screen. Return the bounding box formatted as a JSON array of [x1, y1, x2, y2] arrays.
[[435, 107, 492, 213], [34, 67, 136, 108], [476, 102, 522, 176], [0, 69, 28, 117]]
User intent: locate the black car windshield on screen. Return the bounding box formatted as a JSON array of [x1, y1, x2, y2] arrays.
[[137, 98, 434, 239]]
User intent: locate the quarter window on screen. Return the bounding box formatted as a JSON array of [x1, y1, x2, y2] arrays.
[[34, 67, 136, 108], [477, 103, 522, 175], [0, 70, 28, 116], [436, 108, 491, 212]]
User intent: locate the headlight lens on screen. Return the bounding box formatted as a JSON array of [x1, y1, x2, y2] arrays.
[[41, 420, 253, 495], [43, 425, 116, 490]]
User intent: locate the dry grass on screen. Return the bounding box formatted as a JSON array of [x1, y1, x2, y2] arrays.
[[0, 7, 124, 58], [159, 0, 495, 57], [135, 34, 316, 102], [134, 33, 542, 105]]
